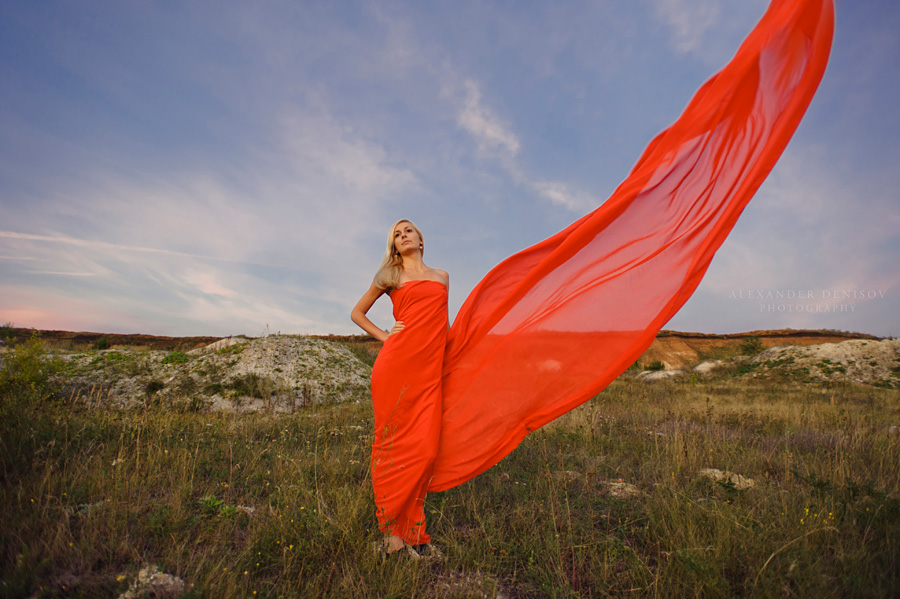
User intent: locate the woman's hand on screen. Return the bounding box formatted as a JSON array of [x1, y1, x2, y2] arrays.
[[386, 320, 405, 339]]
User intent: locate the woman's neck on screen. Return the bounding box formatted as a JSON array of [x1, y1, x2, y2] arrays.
[[401, 253, 427, 273]]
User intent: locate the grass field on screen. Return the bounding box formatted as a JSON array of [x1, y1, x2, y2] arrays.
[[2, 337, 899, 598]]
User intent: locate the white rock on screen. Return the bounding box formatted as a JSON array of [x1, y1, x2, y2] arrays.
[[699, 468, 755, 490], [117, 565, 186, 599], [637, 369, 685, 381], [693, 360, 723, 374]]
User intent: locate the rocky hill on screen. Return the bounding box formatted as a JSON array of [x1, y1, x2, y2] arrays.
[[55, 335, 372, 412]]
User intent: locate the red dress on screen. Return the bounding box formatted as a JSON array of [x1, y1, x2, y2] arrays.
[[369, 280, 447, 545], [367, 0, 834, 537]]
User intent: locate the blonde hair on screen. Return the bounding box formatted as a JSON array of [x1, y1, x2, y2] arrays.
[[374, 219, 424, 289]]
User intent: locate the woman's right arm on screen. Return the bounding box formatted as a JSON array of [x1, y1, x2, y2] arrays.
[[351, 282, 392, 342]]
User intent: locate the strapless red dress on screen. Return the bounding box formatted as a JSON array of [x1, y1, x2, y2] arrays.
[[369, 280, 447, 545], [367, 0, 833, 542]]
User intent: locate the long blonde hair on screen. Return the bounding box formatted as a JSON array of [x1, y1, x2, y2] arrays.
[[374, 219, 424, 289]]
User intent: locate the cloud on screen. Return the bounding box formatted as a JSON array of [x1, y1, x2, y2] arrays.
[[0, 231, 215, 261], [451, 78, 600, 213], [529, 180, 599, 213], [652, 0, 721, 55], [457, 80, 521, 157], [0, 92, 420, 335]]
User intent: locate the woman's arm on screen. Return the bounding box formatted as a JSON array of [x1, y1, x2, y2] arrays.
[[351, 282, 399, 343]]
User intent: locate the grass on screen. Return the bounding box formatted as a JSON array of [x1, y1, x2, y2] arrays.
[[1, 341, 899, 597]]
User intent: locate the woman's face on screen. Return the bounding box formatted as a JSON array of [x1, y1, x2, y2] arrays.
[[393, 221, 421, 255]]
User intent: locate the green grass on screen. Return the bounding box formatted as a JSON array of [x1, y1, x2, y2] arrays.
[[2, 341, 899, 597]]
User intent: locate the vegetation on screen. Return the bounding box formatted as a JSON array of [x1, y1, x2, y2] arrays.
[[740, 336, 764, 356], [1, 338, 899, 598], [162, 351, 191, 365], [644, 360, 666, 372]]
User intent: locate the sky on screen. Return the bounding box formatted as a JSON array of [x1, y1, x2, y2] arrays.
[[1, 0, 898, 339]]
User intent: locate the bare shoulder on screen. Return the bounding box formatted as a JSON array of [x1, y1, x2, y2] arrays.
[[433, 269, 449, 286], [361, 281, 387, 301]]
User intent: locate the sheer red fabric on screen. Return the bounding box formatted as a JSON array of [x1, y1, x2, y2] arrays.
[[428, 0, 834, 492]]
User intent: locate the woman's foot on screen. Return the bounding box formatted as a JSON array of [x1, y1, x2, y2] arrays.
[[372, 535, 406, 561], [383, 535, 406, 554]]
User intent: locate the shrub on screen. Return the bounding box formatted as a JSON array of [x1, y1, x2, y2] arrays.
[[740, 336, 764, 356], [145, 380, 165, 397], [228, 373, 277, 399], [0, 333, 61, 404], [645, 360, 666, 371], [94, 335, 110, 350]]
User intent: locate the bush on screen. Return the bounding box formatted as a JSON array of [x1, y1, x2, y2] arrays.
[[645, 360, 666, 371], [740, 336, 764, 356], [1, 321, 15, 344], [228, 373, 280, 400], [0, 333, 61, 403], [94, 335, 110, 350]]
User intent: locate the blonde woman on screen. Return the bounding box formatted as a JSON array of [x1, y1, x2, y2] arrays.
[[351, 219, 448, 557]]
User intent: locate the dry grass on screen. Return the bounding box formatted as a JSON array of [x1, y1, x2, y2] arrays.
[[1, 339, 899, 598]]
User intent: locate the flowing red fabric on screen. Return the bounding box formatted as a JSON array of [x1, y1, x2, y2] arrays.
[[370, 280, 447, 544], [427, 0, 834, 492]]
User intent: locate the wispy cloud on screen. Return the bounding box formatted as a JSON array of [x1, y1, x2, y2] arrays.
[[451, 78, 600, 213], [457, 80, 521, 157], [651, 0, 721, 55], [0, 231, 216, 261]]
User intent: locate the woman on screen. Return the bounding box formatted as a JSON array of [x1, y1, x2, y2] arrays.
[[351, 219, 449, 556]]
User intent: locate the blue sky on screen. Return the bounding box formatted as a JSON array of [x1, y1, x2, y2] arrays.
[[1, 0, 897, 338]]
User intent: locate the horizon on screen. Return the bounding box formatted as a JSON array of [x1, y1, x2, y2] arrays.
[[2, 1, 898, 338], [4, 324, 885, 343]]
